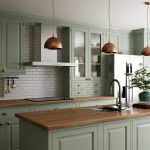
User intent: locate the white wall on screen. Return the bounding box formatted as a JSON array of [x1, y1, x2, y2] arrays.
[[0, 0, 147, 30]]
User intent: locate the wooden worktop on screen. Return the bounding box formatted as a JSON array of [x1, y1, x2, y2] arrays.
[[16, 105, 150, 130], [0, 96, 114, 108]]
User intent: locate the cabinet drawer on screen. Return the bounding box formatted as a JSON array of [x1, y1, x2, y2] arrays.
[[87, 82, 100, 88], [0, 107, 31, 122], [34, 103, 77, 111], [71, 90, 87, 97], [87, 90, 100, 96], [71, 82, 87, 89]]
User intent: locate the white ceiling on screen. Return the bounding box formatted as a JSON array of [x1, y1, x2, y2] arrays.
[[0, 0, 148, 30]]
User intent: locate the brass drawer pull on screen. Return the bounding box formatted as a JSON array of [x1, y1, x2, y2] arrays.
[[78, 85, 80, 87], [95, 91, 99, 93], [95, 84, 98, 86]]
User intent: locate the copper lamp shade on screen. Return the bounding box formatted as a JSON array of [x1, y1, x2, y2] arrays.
[[44, 36, 62, 50], [102, 42, 117, 53], [141, 46, 150, 56]]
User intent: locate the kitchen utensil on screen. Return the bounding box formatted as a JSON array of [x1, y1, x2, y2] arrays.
[[11, 79, 16, 88], [5, 79, 10, 93]]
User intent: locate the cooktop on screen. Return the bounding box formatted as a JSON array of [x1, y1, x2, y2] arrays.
[[25, 97, 73, 102]]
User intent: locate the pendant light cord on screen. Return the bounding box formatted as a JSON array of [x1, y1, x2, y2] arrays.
[[52, 0, 55, 37], [108, 0, 111, 42], [147, 3, 149, 47]]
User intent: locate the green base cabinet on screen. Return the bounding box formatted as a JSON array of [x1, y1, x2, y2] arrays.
[[0, 124, 10, 150], [19, 116, 150, 150], [132, 117, 150, 150], [34, 103, 77, 111], [104, 121, 131, 150], [0, 106, 32, 150], [52, 125, 99, 150]]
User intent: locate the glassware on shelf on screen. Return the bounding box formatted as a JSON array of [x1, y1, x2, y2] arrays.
[[91, 55, 98, 63]]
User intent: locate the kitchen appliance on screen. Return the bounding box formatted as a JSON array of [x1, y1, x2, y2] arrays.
[[24, 24, 77, 67], [105, 54, 143, 103]]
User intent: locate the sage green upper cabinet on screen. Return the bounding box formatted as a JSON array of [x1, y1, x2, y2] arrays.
[[70, 27, 102, 97], [71, 28, 101, 80], [1, 17, 25, 73], [132, 28, 146, 55]]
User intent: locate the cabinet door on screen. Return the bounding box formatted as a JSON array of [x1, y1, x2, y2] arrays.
[[104, 121, 130, 150], [133, 117, 150, 150], [72, 28, 88, 79], [10, 123, 19, 150], [2, 17, 24, 73], [89, 31, 101, 78], [52, 125, 98, 150], [0, 124, 10, 150]]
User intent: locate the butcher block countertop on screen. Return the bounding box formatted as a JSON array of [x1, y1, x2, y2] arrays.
[[0, 96, 114, 108], [16, 105, 150, 130]]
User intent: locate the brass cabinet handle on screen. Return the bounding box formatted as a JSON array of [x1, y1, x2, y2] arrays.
[[95, 84, 98, 86], [95, 91, 99, 93], [0, 122, 4, 126], [78, 92, 80, 95], [78, 84, 80, 87]]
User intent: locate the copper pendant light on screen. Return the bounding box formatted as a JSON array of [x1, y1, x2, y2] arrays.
[[141, 2, 150, 56], [102, 0, 117, 53], [44, 0, 62, 50]]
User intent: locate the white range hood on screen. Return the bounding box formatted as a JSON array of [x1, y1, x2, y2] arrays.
[[25, 24, 77, 67]]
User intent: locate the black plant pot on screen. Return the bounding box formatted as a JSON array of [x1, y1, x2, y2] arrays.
[[139, 91, 150, 102]]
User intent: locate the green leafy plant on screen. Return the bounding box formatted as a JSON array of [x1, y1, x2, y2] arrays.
[[131, 63, 150, 91]]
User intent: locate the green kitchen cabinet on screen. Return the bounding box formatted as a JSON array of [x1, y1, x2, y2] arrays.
[[70, 27, 102, 97], [34, 102, 77, 111], [0, 122, 10, 150], [132, 117, 150, 150], [104, 121, 131, 150], [132, 28, 146, 55], [0, 106, 32, 150], [1, 17, 25, 73], [52, 125, 99, 150]]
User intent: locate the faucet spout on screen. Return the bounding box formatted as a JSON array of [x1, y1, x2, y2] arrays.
[[110, 79, 122, 112]]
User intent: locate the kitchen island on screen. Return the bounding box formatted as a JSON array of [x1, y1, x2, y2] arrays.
[[16, 106, 150, 150]]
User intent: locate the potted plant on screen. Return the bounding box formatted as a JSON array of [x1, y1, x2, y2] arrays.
[[131, 63, 150, 102]]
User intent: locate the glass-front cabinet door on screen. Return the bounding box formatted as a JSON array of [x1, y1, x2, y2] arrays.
[[90, 32, 101, 78], [73, 29, 87, 78], [72, 28, 101, 80]]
